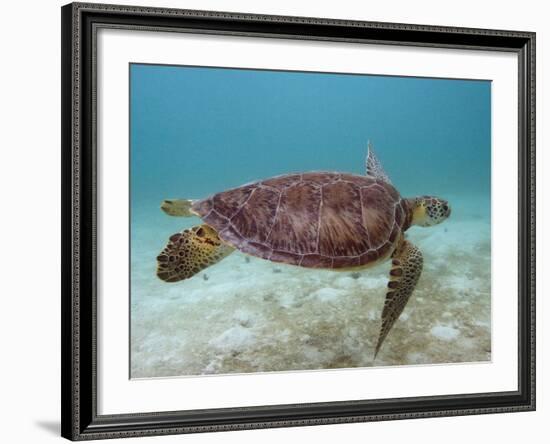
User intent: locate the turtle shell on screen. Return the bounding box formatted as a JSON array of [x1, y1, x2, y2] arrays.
[[191, 172, 409, 269]]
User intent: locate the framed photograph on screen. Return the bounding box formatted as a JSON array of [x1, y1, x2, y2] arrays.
[[61, 2, 536, 440]]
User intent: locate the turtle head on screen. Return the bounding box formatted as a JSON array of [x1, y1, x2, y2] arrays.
[[410, 196, 451, 227]]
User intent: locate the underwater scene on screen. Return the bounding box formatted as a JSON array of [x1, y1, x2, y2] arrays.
[[130, 64, 491, 378]]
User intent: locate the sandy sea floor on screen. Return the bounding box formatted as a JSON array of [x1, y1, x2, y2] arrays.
[[130, 193, 491, 378]]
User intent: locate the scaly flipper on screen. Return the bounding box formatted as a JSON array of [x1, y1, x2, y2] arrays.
[[160, 199, 196, 217], [374, 239, 423, 358], [157, 224, 234, 282], [365, 141, 392, 185]]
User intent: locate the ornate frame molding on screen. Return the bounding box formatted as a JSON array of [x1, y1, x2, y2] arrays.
[[61, 2, 535, 440]]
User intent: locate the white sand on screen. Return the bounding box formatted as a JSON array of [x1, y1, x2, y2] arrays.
[[131, 193, 491, 377]]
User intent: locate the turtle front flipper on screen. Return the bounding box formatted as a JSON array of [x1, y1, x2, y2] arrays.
[[157, 224, 234, 282], [374, 240, 423, 358], [365, 141, 392, 185], [160, 199, 197, 217]]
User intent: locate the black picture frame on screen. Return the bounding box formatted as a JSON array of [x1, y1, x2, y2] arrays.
[[61, 2, 536, 440]]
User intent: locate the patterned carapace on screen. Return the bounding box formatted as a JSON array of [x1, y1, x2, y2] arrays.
[[191, 172, 412, 269]]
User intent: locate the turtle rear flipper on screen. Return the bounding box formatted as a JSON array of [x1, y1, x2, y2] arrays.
[[157, 224, 234, 282], [374, 240, 423, 358], [161, 199, 196, 217]]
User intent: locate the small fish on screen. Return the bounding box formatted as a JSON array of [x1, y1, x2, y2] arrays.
[[202, 273, 209, 281]]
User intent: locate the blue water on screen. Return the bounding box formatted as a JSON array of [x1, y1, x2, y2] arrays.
[[129, 63, 491, 377], [130, 64, 490, 205]]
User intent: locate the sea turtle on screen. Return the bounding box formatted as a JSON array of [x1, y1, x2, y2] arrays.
[[156, 144, 451, 357]]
